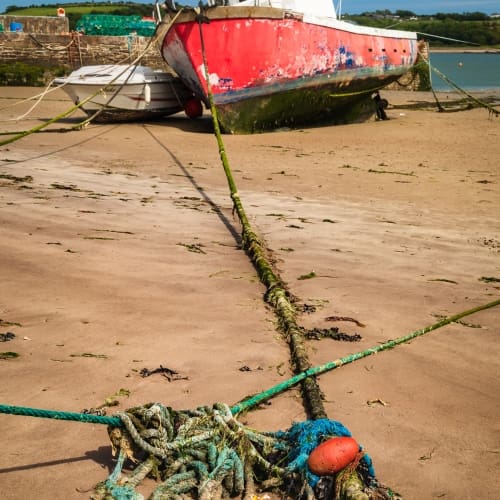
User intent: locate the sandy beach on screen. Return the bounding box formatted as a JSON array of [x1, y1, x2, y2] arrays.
[[0, 86, 499, 499]]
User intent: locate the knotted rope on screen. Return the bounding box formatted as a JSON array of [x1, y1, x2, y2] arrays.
[[90, 403, 389, 500]]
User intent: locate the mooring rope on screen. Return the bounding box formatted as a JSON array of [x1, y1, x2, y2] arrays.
[[422, 51, 499, 117], [29, 33, 75, 51], [431, 63, 499, 116], [0, 10, 185, 146], [0, 82, 65, 116], [231, 297, 500, 414], [329, 85, 386, 99], [0, 91, 104, 147], [3, 9, 498, 496], [0, 405, 121, 426], [12, 81, 72, 122], [196, 13, 327, 420], [2, 297, 498, 425], [92, 403, 377, 499]]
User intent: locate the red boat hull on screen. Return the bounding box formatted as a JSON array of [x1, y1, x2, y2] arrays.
[[162, 6, 418, 133]]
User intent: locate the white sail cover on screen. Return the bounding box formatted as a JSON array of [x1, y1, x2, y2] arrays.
[[226, 0, 337, 19]]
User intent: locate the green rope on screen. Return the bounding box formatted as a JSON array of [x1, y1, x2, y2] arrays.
[[329, 84, 385, 99], [0, 11, 185, 146], [232, 298, 500, 414], [427, 58, 499, 116], [2, 299, 497, 426], [0, 404, 121, 426], [0, 95, 99, 147], [95, 403, 284, 500]]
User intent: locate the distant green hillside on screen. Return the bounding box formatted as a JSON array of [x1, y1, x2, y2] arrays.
[[4, 5, 132, 16], [2, 2, 154, 30], [3, 2, 152, 15], [345, 13, 500, 47]]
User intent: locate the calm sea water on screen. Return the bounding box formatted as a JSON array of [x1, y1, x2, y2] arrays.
[[428, 52, 500, 91]]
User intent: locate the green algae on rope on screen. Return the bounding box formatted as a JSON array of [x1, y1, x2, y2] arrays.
[[93, 403, 321, 499], [197, 16, 327, 421], [93, 402, 391, 500]]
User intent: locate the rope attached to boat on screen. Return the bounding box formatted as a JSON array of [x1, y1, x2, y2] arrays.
[[0, 81, 67, 120], [0, 10, 185, 144], [429, 62, 499, 116], [419, 47, 499, 116], [328, 85, 386, 99], [196, 8, 327, 422]]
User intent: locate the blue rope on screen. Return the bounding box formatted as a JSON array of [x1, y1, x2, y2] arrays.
[[272, 419, 376, 487], [103, 450, 142, 500]]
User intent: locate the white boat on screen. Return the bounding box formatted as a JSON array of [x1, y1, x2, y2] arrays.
[[55, 64, 202, 122]]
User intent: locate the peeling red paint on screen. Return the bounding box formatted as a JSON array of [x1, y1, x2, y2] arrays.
[[161, 7, 418, 132]]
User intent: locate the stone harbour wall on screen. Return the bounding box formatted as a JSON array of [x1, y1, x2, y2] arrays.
[[0, 31, 167, 74], [0, 15, 69, 34]]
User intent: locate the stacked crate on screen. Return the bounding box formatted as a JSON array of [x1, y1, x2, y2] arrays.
[[76, 15, 156, 37]]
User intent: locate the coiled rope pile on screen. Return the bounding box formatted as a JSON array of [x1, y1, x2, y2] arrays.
[[90, 403, 385, 500]]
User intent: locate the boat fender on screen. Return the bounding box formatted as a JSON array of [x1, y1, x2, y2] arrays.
[[184, 98, 203, 119], [307, 436, 359, 475], [144, 84, 151, 104]]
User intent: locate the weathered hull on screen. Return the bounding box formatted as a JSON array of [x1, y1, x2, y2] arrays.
[[161, 6, 418, 133], [214, 75, 392, 132]]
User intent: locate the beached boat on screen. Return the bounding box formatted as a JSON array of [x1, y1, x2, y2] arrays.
[[160, 0, 419, 133], [55, 64, 200, 122]]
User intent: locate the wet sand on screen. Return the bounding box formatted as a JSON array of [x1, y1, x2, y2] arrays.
[[0, 87, 499, 499]]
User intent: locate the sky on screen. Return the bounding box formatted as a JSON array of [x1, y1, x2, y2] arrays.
[[0, 0, 498, 15]]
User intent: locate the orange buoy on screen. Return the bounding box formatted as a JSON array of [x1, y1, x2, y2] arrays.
[[307, 436, 359, 475], [184, 98, 203, 119]]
